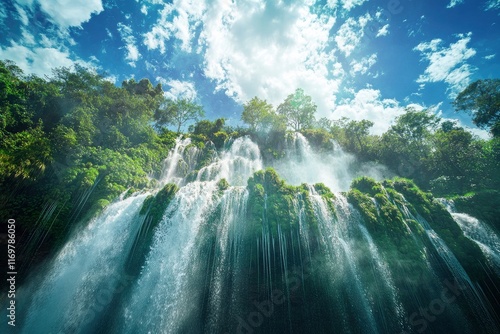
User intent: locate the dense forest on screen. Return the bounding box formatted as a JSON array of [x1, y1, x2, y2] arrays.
[[1, 59, 500, 333]]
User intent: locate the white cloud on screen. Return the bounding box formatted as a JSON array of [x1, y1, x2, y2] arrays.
[[0, 2, 7, 21], [14, 4, 29, 25], [350, 53, 377, 75], [332, 89, 412, 135], [486, 0, 500, 10], [327, 0, 368, 11], [158, 78, 198, 100], [447, 0, 464, 9], [143, 1, 206, 53], [376, 24, 390, 37], [104, 75, 118, 84], [141, 5, 148, 15], [335, 13, 372, 57], [484, 54, 496, 60], [21, 28, 35, 45], [414, 33, 476, 97], [143, 1, 343, 117], [202, 1, 342, 117], [118, 22, 141, 67], [38, 0, 103, 28], [0, 42, 75, 76], [14, 0, 102, 28]]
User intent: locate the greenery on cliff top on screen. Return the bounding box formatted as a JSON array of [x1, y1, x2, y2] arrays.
[[1, 59, 499, 281]]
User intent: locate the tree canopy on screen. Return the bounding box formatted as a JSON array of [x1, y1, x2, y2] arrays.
[[277, 88, 317, 131], [241, 97, 275, 132], [154, 98, 205, 133], [453, 79, 500, 136]]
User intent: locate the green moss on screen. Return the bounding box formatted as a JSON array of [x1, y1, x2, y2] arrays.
[[212, 131, 229, 149], [140, 183, 179, 222], [246, 168, 307, 235], [217, 178, 230, 191], [388, 178, 491, 282], [127, 183, 179, 276], [350, 176, 379, 196]]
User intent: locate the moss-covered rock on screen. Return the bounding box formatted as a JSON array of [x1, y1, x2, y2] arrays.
[[126, 183, 179, 275], [246, 168, 327, 237], [386, 178, 491, 283], [217, 178, 230, 191]]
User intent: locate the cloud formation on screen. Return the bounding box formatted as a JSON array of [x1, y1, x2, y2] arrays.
[[0, 42, 74, 76], [447, 0, 464, 9], [157, 78, 198, 100], [118, 22, 141, 67], [14, 0, 103, 28], [414, 33, 476, 97], [333, 89, 409, 135]]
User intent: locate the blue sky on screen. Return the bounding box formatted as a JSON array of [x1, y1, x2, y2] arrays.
[[1, 0, 499, 136]]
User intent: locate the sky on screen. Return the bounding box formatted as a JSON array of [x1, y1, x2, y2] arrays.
[[1, 0, 499, 136]]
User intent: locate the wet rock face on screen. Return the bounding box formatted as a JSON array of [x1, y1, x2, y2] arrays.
[[12, 135, 500, 334]]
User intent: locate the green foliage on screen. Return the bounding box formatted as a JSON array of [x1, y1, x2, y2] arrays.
[[0, 121, 52, 180], [380, 108, 439, 180], [389, 178, 489, 282], [427, 128, 486, 195], [241, 97, 276, 132], [276, 88, 317, 131], [453, 79, 500, 136], [247, 168, 302, 234], [217, 178, 230, 191], [155, 98, 205, 133], [189, 118, 229, 149], [300, 128, 333, 151], [0, 62, 179, 278]]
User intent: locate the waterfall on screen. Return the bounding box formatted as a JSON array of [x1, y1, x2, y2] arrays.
[[13, 133, 500, 334], [273, 132, 390, 192], [18, 193, 150, 334], [400, 200, 498, 333], [439, 199, 500, 275], [159, 136, 199, 185], [113, 136, 262, 333]]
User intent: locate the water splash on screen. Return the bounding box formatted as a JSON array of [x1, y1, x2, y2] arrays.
[[159, 136, 199, 185], [19, 193, 149, 334], [439, 199, 500, 275], [196, 136, 262, 185], [273, 132, 391, 192]]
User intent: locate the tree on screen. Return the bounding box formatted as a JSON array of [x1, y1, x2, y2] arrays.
[[241, 97, 275, 132], [427, 127, 485, 194], [276, 88, 317, 131], [154, 98, 205, 133], [344, 119, 374, 152], [381, 108, 439, 182], [453, 79, 500, 136]]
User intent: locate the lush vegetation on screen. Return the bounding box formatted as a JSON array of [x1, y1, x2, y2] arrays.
[[1, 59, 499, 289]]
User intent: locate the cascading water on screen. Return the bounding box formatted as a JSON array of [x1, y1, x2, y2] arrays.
[[398, 198, 499, 333], [439, 199, 500, 275], [159, 136, 200, 185], [273, 132, 390, 192], [16, 193, 150, 334], [11, 134, 500, 334]]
